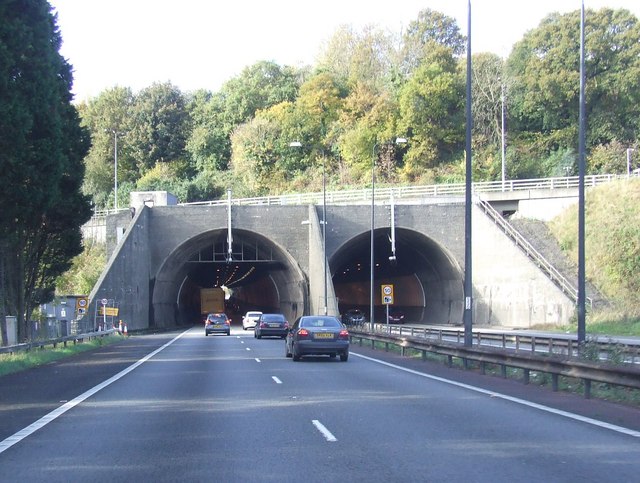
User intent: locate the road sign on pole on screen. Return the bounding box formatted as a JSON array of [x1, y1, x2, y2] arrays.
[[381, 284, 394, 305]]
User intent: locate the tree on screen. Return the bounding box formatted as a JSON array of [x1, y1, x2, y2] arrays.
[[507, 8, 640, 155], [0, 0, 92, 342], [317, 24, 396, 91], [398, 45, 465, 178], [400, 9, 466, 77], [78, 86, 135, 209], [129, 82, 191, 175], [186, 61, 303, 173]]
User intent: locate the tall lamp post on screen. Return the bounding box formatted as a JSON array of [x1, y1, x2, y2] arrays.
[[370, 137, 406, 331]]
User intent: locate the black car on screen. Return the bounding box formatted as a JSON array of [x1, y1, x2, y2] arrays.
[[341, 309, 365, 327], [387, 308, 405, 324], [255, 313, 289, 339], [285, 315, 349, 362], [205, 313, 231, 336]]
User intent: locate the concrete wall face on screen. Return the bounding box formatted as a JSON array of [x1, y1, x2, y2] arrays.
[[472, 205, 573, 327], [92, 201, 574, 331]]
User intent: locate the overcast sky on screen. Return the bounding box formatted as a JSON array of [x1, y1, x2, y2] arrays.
[[47, 0, 640, 102]]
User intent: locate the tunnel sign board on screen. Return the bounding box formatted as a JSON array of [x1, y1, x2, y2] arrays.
[[381, 284, 394, 305]]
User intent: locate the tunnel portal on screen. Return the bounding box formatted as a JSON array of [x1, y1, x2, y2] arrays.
[[331, 228, 464, 324]]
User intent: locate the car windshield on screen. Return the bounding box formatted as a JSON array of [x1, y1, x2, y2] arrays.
[[247, 312, 261, 317], [207, 315, 226, 322], [300, 317, 341, 328]]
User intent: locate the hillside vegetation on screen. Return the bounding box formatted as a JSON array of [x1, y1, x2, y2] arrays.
[[549, 179, 640, 332]]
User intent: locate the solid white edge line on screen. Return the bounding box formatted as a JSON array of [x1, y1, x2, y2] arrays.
[[0, 329, 191, 454], [272, 376, 282, 384], [312, 419, 337, 442], [352, 352, 640, 438]]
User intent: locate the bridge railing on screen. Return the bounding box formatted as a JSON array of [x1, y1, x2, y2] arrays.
[[179, 173, 630, 208], [86, 173, 633, 218]]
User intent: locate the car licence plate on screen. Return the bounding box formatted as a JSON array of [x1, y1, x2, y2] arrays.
[[314, 332, 333, 339], [268, 323, 281, 328], [214, 324, 224, 329]]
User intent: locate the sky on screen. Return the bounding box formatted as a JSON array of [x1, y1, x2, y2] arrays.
[[48, 0, 640, 102]]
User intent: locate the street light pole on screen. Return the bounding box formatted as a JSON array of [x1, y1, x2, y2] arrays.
[[322, 155, 327, 315], [370, 143, 377, 332], [370, 137, 407, 332]]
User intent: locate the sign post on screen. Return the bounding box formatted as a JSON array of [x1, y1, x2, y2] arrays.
[[381, 284, 394, 326]]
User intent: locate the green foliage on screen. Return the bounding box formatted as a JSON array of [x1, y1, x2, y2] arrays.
[[55, 242, 106, 295], [398, 45, 465, 177], [508, 8, 640, 152], [550, 179, 640, 312], [0, 0, 92, 340]]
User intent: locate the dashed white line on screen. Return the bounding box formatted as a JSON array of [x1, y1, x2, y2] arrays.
[[272, 376, 282, 384], [312, 420, 337, 442], [255, 358, 261, 363]]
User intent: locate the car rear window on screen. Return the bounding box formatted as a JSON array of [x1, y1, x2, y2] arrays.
[[262, 314, 285, 322], [301, 317, 341, 328]]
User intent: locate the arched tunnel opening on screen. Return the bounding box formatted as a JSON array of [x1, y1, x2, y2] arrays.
[[331, 228, 464, 325], [155, 229, 306, 328]]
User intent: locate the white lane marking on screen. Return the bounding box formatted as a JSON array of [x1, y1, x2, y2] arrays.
[[272, 376, 282, 384], [0, 329, 190, 454], [312, 420, 337, 442], [352, 352, 640, 438], [246, 347, 251, 351]]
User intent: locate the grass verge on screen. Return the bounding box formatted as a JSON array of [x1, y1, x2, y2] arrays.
[[0, 333, 125, 377]]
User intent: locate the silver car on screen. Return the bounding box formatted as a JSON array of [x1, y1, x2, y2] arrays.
[[285, 315, 350, 362], [242, 311, 263, 330]]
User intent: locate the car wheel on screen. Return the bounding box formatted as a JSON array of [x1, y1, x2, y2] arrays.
[[340, 352, 349, 362], [205, 332, 208, 336], [226, 331, 230, 336], [292, 348, 301, 362], [256, 333, 261, 339]]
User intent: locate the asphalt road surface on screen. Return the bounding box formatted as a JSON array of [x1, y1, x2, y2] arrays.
[[1, 327, 639, 482]]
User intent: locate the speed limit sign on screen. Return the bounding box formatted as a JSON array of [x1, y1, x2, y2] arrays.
[[381, 284, 394, 304]]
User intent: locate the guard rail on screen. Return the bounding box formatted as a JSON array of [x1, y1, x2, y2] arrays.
[[349, 329, 640, 399], [368, 324, 640, 364]]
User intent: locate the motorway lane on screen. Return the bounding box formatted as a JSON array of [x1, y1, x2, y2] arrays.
[[0, 326, 639, 482]]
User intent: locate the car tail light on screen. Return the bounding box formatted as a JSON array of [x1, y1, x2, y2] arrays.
[[260, 322, 266, 328], [297, 328, 309, 338], [338, 329, 349, 340]]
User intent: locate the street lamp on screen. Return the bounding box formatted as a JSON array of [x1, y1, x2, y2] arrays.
[[627, 148, 635, 178], [370, 137, 407, 331], [290, 141, 328, 315]]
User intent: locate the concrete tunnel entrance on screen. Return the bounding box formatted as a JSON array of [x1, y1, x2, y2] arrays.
[[331, 228, 464, 325], [151, 229, 307, 327]]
